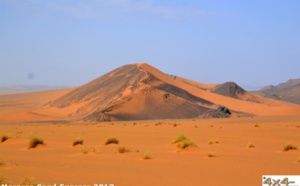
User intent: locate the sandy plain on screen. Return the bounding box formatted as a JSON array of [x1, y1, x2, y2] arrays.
[[1, 116, 299, 186]]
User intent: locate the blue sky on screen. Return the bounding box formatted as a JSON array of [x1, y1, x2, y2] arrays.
[[1, 0, 299, 89]]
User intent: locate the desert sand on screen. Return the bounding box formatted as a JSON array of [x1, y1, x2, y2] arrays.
[[0, 116, 300, 186], [0, 63, 299, 185]]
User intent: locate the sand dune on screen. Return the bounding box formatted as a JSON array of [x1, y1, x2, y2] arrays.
[[1, 63, 300, 122]]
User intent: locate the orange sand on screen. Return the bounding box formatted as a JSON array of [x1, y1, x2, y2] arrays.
[[1, 116, 300, 185]]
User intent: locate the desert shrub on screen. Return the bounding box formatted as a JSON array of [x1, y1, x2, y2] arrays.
[[297, 157, 300, 163], [282, 144, 298, 151], [254, 124, 260, 128], [208, 139, 219, 145], [173, 133, 196, 150], [81, 146, 89, 154], [73, 138, 84, 146], [105, 137, 119, 145], [177, 139, 196, 150], [1, 135, 11, 143], [208, 152, 217, 158], [142, 152, 151, 160], [118, 146, 131, 153], [173, 133, 188, 144], [28, 137, 44, 149], [248, 143, 255, 148]]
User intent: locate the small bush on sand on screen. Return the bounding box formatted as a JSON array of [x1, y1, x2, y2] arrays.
[[81, 146, 89, 154], [173, 133, 196, 150], [208, 139, 219, 145], [1, 135, 11, 143], [105, 137, 119, 145], [177, 139, 196, 150], [118, 146, 131, 153], [73, 138, 84, 146], [142, 152, 151, 160], [173, 133, 188, 144], [248, 143, 255, 148], [28, 137, 44, 149], [282, 144, 298, 152], [208, 152, 217, 158]]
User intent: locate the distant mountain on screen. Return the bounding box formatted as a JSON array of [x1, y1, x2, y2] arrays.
[[0, 85, 69, 95], [252, 79, 300, 105]]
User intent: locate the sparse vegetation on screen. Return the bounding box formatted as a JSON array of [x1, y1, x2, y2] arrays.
[[92, 146, 100, 154], [173, 133, 188, 144], [254, 124, 260, 128], [297, 157, 300, 163], [173, 133, 196, 150], [28, 137, 44, 149], [81, 146, 89, 154], [155, 122, 163, 126], [142, 152, 151, 160], [208, 139, 219, 145], [1, 135, 11, 143], [248, 143, 255, 148], [177, 139, 196, 150], [118, 146, 131, 153], [73, 138, 84, 146], [105, 137, 119, 145], [282, 144, 298, 152], [208, 152, 217, 158]]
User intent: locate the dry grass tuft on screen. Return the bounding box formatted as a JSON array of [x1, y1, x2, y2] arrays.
[[118, 146, 131, 153], [173, 133, 188, 144], [282, 144, 298, 152], [173, 133, 196, 150], [177, 139, 196, 150], [105, 137, 119, 145], [28, 137, 44, 149], [247, 143, 255, 148], [81, 146, 89, 154], [1, 135, 11, 143], [208, 139, 219, 145], [208, 152, 217, 158], [73, 138, 84, 146], [142, 152, 151, 160]]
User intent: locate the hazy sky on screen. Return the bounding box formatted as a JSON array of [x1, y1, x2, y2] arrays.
[[1, 0, 299, 89]]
